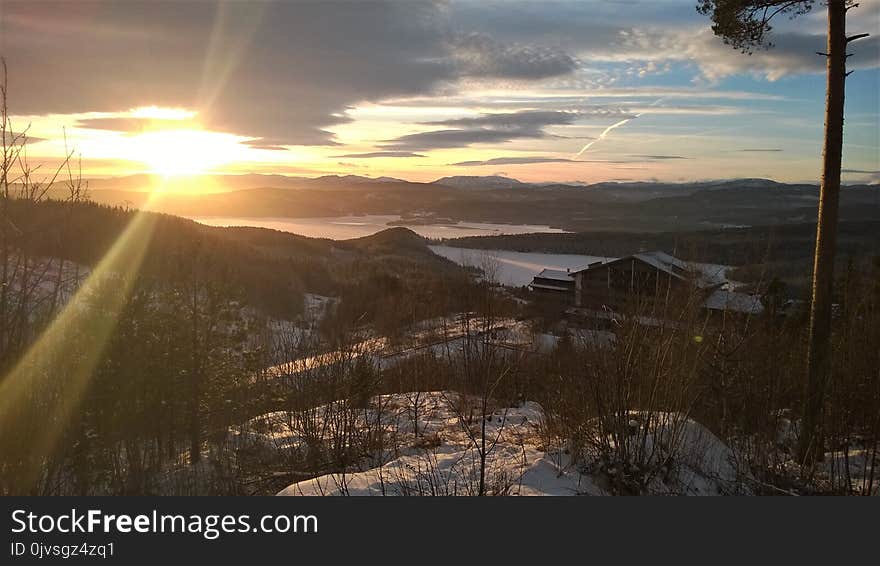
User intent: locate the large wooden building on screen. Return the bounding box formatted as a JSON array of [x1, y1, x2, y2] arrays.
[[528, 251, 764, 319], [572, 251, 711, 311]]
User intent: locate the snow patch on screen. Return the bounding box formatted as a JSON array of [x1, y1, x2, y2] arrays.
[[245, 392, 747, 496]]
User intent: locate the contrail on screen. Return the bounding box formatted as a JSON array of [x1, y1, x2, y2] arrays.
[[575, 98, 664, 156], [576, 115, 641, 156]]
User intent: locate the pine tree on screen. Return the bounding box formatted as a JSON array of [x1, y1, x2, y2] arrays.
[[697, 0, 870, 464]]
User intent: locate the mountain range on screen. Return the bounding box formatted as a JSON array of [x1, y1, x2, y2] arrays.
[[41, 173, 878, 234]]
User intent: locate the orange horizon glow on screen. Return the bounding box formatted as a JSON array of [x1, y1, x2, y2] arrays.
[[11, 101, 878, 187]]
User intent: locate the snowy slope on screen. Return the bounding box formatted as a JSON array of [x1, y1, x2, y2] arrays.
[[236, 392, 750, 496]]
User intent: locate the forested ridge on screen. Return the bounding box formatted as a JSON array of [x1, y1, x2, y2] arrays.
[[6, 198, 467, 321]]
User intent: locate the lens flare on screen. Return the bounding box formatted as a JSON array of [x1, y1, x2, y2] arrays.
[[0, 192, 163, 488]]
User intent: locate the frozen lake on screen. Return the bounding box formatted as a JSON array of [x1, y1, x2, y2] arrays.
[[191, 214, 567, 240], [191, 215, 731, 289], [429, 245, 612, 287]]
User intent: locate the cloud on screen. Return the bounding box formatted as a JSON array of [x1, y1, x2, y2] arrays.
[[423, 109, 582, 129], [3, 131, 46, 145], [843, 169, 880, 183], [450, 155, 670, 166], [737, 148, 784, 152], [451, 156, 583, 166], [238, 136, 303, 151], [5, 2, 453, 146], [383, 108, 631, 151], [381, 128, 534, 151], [449, 1, 877, 82], [334, 151, 426, 158], [451, 33, 578, 80], [75, 116, 195, 133], [381, 88, 788, 112], [247, 144, 289, 151], [617, 27, 879, 82], [4, 0, 876, 170], [630, 155, 688, 160], [1, 2, 581, 148], [383, 109, 583, 150]]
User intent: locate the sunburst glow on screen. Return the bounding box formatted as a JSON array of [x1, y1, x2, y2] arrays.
[[130, 105, 198, 121], [131, 129, 237, 178]]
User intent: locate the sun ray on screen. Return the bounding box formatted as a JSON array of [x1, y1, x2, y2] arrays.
[[0, 191, 163, 490]]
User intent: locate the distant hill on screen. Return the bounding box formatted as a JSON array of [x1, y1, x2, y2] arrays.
[[432, 175, 527, 190], [36, 174, 879, 234], [349, 226, 424, 245], [82, 173, 309, 193], [7, 200, 467, 321], [347, 227, 434, 258], [77, 173, 415, 194]]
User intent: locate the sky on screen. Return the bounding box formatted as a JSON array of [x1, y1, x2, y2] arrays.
[[1, 0, 878, 185]]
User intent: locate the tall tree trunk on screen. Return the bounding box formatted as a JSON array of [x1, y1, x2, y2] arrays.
[[799, 0, 847, 465]]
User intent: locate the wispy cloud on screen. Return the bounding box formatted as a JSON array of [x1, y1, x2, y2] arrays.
[[630, 155, 688, 160], [451, 33, 578, 80], [422, 109, 583, 129], [75, 116, 198, 133], [2, 131, 46, 145], [450, 155, 678, 166], [842, 169, 880, 183], [382, 109, 587, 151], [334, 151, 426, 158], [451, 156, 582, 166], [381, 129, 533, 151], [381, 108, 652, 151], [248, 144, 289, 151]]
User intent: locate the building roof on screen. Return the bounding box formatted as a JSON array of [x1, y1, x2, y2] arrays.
[[703, 289, 765, 315], [573, 251, 687, 279], [530, 283, 572, 292], [635, 251, 689, 274], [629, 251, 692, 281], [533, 268, 575, 282], [571, 251, 724, 289]]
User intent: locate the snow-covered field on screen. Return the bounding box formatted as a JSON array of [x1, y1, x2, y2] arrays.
[[262, 315, 525, 381], [230, 391, 748, 496]]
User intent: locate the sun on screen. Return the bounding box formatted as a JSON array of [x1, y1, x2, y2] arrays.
[[73, 106, 276, 183], [133, 129, 232, 178]]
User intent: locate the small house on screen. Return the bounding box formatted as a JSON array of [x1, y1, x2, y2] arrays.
[[529, 268, 576, 295]]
